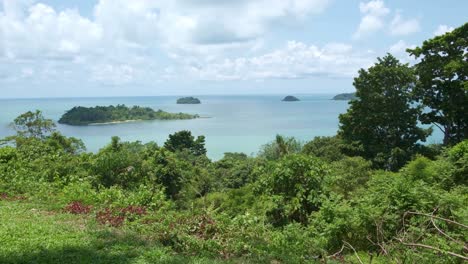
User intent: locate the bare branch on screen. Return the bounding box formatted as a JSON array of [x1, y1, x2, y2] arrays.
[[399, 240, 468, 261], [430, 217, 467, 250], [405, 211, 468, 229], [343, 241, 364, 264]]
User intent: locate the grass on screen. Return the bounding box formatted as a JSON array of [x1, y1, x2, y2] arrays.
[[0, 200, 228, 264]]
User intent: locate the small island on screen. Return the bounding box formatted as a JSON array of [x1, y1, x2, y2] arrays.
[[177, 97, 201, 104], [282, 95, 300, 102], [332, 93, 357, 100], [58, 105, 199, 126]]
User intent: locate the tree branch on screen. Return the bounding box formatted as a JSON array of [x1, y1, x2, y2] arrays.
[[399, 240, 468, 261], [405, 211, 468, 229], [343, 241, 364, 264]]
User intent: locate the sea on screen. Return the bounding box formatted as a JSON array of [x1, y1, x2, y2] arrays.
[[0, 95, 443, 160]]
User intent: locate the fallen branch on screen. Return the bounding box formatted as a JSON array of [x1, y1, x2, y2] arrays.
[[405, 211, 468, 229], [430, 217, 468, 251], [343, 241, 364, 264], [327, 245, 345, 259], [399, 240, 468, 261]]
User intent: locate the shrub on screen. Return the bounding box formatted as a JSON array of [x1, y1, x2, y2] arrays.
[[64, 201, 92, 214]]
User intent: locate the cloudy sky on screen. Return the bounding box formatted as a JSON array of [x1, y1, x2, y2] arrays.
[[0, 0, 466, 98]]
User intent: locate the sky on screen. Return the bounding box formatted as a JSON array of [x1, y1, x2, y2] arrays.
[[0, 0, 466, 98]]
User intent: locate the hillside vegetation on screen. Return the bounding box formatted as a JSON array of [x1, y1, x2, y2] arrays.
[[0, 23, 467, 263]]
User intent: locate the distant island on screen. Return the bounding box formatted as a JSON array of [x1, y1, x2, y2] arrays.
[[58, 105, 199, 126], [282, 95, 300, 102], [177, 97, 201, 104], [332, 93, 357, 100]]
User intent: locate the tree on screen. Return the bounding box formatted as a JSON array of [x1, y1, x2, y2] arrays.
[[407, 23, 468, 145], [339, 54, 430, 170], [302, 136, 346, 162], [256, 154, 329, 226], [164, 130, 206, 156], [150, 149, 188, 199], [11, 110, 56, 139], [258, 135, 302, 160]]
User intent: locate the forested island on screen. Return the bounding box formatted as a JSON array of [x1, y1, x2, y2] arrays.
[[282, 95, 300, 101], [58, 105, 199, 125], [0, 23, 467, 263], [332, 92, 357, 100], [177, 97, 201, 104]]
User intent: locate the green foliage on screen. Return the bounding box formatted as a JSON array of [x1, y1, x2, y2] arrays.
[[11, 110, 56, 139], [328, 156, 372, 199], [339, 54, 431, 171], [408, 23, 468, 145], [91, 137, 147, 188], [212, 153, 259, 190], [256, 154, 329, 226], [58, 104, 199, 125], [164, 130, 207, 156], [447, 140, 468, 185], [302, 136, 346, 162], [258, 135, 302, 160], [149, 148, 190, 200]]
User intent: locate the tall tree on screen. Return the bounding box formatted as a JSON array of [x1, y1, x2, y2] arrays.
[[11, 110, 56, 139], [164, 130, 207, 156], [339, 54, 430, 170], [407, 23, 468, 145]]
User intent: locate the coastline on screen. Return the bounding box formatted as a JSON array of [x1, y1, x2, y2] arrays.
[[88, 119, 144, 125]]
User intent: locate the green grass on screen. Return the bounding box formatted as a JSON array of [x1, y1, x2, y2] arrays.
[[0, 200, 228, 264]]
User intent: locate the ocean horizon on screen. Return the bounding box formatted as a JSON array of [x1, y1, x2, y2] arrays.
[[0, 94, 443, 159]]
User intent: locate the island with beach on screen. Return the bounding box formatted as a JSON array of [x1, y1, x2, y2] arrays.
[[58, 105, 199, 126]]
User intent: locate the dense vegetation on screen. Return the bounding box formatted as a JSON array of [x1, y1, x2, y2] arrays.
[[332, 93, 356, 100], [282, 95, 300, 102], [177, 97, 201, 104], [0, 23, 467, 263], [58, 105, 199, 125]]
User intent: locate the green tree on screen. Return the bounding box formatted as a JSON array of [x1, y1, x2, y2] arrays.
[[11, 110, 56, 139], [407, 23, 468, 145], [164, 130, 207, 156], [302, 136, 346, 162], [256, 154, 329, 226], [258, 135, 302, 160], [149, 149, 188, 199], [339, 54, 430, 170]]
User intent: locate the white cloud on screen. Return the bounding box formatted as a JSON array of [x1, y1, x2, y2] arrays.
[[433, 24, 454, 36], [388, 40, 416, 63], [91, 64, 136, 85], [389, 12, 420, 36], [2, 3, 102, 60], [353, 0, 390, 39], [183, 41, 374, 81], [0, 0, 334, 85]]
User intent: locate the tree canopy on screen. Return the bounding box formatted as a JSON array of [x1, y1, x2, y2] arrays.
[[339, 54, 430, 170], [407, 22, 468, 145], [58, 105, 199, 125]]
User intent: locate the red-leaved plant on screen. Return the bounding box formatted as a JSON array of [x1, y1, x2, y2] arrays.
[[64, 201, 92, 214], [96, 205, 147, 227]]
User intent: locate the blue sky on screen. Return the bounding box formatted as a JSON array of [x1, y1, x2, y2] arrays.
[[0, 0, 466, 98]]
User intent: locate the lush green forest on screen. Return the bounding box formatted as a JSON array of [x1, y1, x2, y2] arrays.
[[177, 97, 201, 104], [332, 93, 357, 101], [58, 105, 199, 126], [0, 23, 467, 263]]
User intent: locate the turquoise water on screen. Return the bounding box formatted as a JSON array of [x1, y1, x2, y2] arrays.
[[0, 95, 442, 159]]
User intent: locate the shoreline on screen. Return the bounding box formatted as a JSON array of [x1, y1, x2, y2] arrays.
[[88, 119, 144, 126], [85, 116, 209, 126]]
